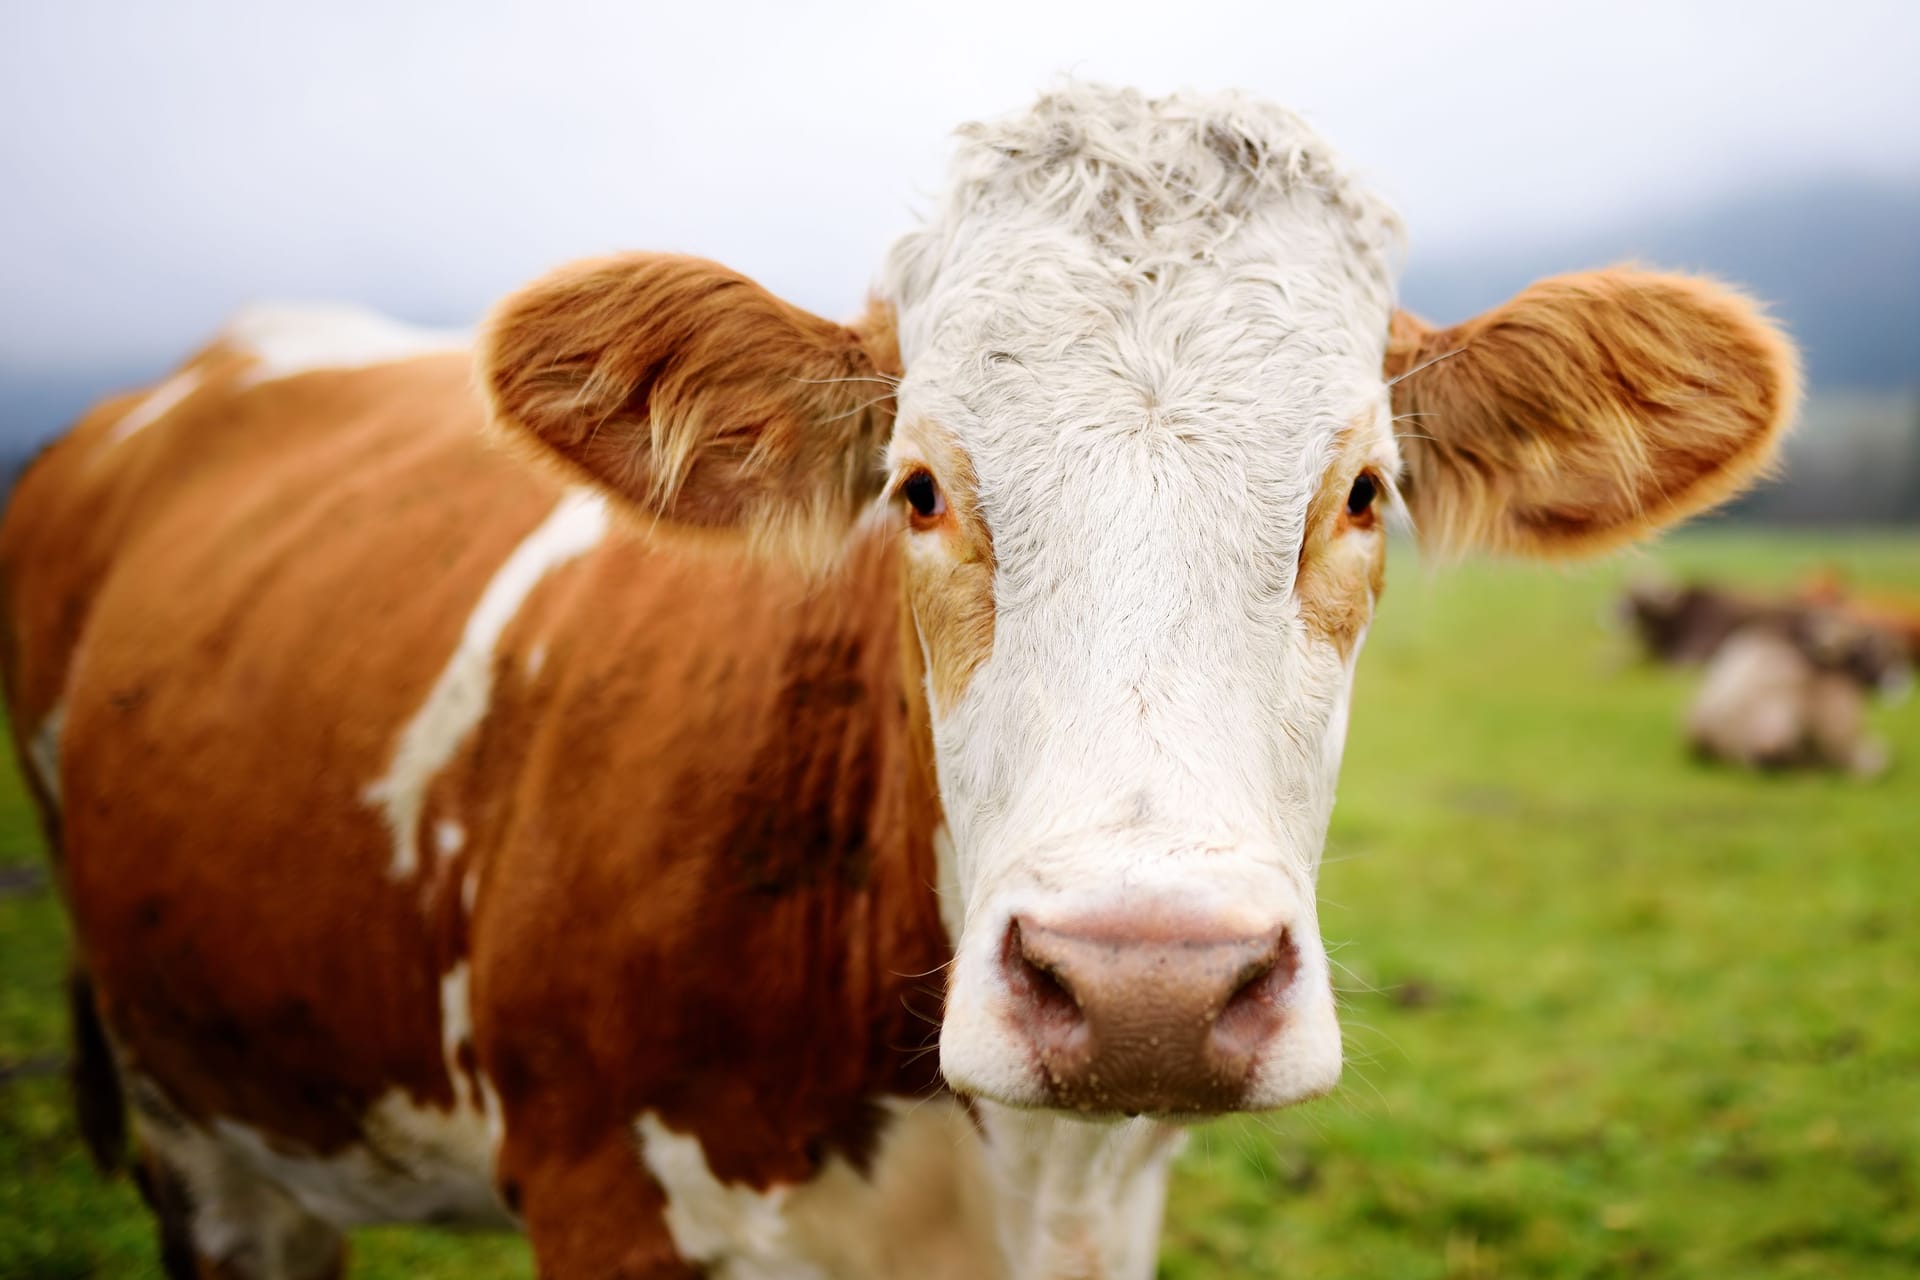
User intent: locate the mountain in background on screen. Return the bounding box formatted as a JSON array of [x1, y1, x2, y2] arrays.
[[1401, 174, 1920, 392]]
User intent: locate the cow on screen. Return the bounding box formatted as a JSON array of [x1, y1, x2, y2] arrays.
[[0, 85, 1798, 1279], [1620, 575, 1909, 774], [1686, 612, 1909, 776]]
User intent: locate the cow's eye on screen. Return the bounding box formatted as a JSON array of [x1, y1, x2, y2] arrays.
[[1347, 472, 1378, 520], [902, 469, 946, 521]]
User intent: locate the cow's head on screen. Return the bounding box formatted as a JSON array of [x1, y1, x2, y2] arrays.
[[481, 87, 1796, 1119]]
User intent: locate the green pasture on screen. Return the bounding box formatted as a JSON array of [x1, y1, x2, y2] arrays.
[[4, 530, 1917, 1278]]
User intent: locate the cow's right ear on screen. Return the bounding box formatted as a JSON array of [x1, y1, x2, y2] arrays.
[[1385, 268, 1799, 559], [480, 253, 900, 564]]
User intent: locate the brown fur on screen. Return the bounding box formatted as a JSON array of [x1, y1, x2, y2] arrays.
[[1385, 268, 1800, 557], [0, 344, 253, 739], [1295, 420, 1388, 659], [46, 355, 550, 1156], [1, 337, 948, 1276], [481, 254, 902, 569]]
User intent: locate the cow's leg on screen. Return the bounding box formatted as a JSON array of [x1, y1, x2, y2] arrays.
[[129, 1144, 201, 1280], [65, 964, 128, 1173], [505, 1133, 699, 1279], [126, 1108, 346, 1280]]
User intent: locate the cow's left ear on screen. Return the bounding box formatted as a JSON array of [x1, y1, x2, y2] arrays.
[[481, 253, 900, 565], [1386, 268, 1800, 558]]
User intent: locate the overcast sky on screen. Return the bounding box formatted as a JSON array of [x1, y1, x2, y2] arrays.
[[3, 0, 1916, 374]]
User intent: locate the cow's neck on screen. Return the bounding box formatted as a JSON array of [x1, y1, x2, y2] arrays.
[[779, 527, 953, 1099], [969, 1103, 1182, 1280]]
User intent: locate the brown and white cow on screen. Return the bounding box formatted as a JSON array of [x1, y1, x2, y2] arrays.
[[1620, 577, 1909, 774], [1685, 618, 1906, 776], [1, 86, 1797, 1278]]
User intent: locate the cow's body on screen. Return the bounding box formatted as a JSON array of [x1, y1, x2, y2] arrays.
[[2, 323, 1014, 1278], [4, 85, 1800, 1279]]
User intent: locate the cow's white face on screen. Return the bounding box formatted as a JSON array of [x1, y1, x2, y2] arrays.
[[879, 88, 1401, 1112], [483, 83, 1798, 1124]]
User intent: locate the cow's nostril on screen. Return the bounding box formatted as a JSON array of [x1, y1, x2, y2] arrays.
[[1212, 928, 1296, 1054], [1003, 918, 1084, 1037]]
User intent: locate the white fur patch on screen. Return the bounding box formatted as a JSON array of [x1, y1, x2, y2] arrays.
[[636, 1101, 1002, 1280], [367, 489, 608, 877], [26, 703, 64, 809], [433, 819, 466, 860], [149, 1123, 342, 1277], [637, 1113, 807, 1276], [128, 1073, 508, 1263], [438, 963, 476, 1107], [134, 971, 507, 1233], [211, 1091, 505, 1229], [223, 302, 468, 385], [974, 1103, 1183, 1280], [932, 823, 963, 944], [107, 370, 203, 444]]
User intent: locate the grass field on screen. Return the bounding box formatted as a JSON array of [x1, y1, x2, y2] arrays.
[[3, 530, 1916, 1279]]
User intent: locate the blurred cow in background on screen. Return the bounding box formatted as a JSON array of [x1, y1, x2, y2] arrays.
[[1686, 612, 1909, 777], [1621, 578, 1910, 776]]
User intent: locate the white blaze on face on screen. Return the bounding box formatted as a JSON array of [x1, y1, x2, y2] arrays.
[[881, 86, 1402, 1113]]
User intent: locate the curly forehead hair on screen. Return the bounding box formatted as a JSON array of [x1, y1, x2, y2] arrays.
[[885, 82, 1403, 308]]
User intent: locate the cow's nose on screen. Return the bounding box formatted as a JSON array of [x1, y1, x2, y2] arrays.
[[1000, 913, 1298, 1115]]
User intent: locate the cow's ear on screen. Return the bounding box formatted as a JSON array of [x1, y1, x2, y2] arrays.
[[481, 253, 900, 565], [1385, 268, 1799, 558]]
